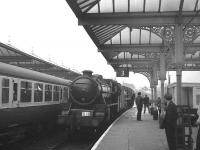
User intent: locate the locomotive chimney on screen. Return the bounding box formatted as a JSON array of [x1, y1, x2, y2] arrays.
[[82, 70, 93, 77]]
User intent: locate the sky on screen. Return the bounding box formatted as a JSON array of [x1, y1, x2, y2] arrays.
[[0, 0, 199, 89]]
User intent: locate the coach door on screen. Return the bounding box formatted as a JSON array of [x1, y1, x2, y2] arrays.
[[12, 79, 19, 107]]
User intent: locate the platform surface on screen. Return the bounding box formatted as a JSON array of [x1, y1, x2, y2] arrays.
[[92, 108, 169, 150]]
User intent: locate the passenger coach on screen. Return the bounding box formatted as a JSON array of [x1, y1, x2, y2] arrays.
[[0, 62, 71, 144]]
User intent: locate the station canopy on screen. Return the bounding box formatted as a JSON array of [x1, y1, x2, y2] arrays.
[[0, 42, 80, 80], [66, 0, 200, 80]]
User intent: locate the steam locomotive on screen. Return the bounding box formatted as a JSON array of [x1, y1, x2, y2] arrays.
[[58, 70, 134, 130]]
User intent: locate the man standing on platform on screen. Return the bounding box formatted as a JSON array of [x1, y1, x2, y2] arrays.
[[143, 94, 150, 114], [136, 92, 143, 121], [131, 92, 135, 107], [163, 93, 178, 150]]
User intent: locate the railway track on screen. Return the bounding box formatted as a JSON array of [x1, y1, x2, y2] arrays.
[[0, 110, 126, 150], [0, 127, 102, 150]]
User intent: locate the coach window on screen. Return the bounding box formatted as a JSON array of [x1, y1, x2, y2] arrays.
[[13, 81, 18, 102], [2, 78, 10, 104], [63, 87, 68, 102], [34, 83, 43, 102], [45, 84, 52, 101], [21, 81, 32, 102], [53, 86, 59, 101], [60, 87, 63, 101]]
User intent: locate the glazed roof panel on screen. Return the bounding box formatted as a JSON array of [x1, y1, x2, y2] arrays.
[[66, 0, 200, 73]]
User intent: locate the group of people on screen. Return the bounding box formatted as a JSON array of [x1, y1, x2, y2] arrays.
[[134, 92, 200, 150], [135, 92, 178, 150], [134, 92, 150, 121]]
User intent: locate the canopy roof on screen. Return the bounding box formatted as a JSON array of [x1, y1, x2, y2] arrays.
[[66, 0, 200, 81], [0, 42, 80, 80]]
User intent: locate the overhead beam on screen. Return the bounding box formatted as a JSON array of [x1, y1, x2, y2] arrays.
[[185, 58, 200, 64], [109, 57, 200, 66], [168, 66, 200, 71], [99, 44, 166, 53], [79, 12, 200, 26], [116, 68, 152, 73], [108, 58, 156, 65], [98, 43, 200, 53], [114, 65, 200, 72], [113, 66, 153, 72]]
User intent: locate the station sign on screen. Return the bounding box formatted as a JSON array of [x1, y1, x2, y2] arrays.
[[116, 68, 129, 77]]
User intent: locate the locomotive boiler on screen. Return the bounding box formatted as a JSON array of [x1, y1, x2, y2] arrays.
[[58, 70, 126, 130]]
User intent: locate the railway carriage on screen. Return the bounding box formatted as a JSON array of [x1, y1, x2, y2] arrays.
[[0, 62, 71, 144], [121, 86, 135, 109]]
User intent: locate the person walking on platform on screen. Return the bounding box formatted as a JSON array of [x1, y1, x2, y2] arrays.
[[136, 92, 143, 121], [143, 95, 150, 114], [156, 97, 161, 115], [131, 93, 135, 107], [163, 94, 178, 150]]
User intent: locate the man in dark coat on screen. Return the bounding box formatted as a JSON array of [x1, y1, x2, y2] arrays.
[[131, 93, 135, 107], [164, 93, 178, 150], [156, 97, 161, 115], [135, 92, 143, 121], [143, 94, 150, 114]]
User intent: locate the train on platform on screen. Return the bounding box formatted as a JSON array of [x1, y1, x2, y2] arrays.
[[0, 62, 71, 145], [0, 62, 135, 144], [58, 70, 135, 131]]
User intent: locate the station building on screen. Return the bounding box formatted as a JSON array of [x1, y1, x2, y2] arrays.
[[168, 82, 200, 108]]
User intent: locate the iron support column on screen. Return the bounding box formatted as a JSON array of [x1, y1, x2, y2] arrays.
[[159, 53, 166, 110], [153, 64, 158, 102], [154, 86, 157, 101], [174, 24, 184, 105], [150, 76, 154, 103], [160, 80, 165, 110], [176, 66, 182, 105], [151, 88, 154, 101]]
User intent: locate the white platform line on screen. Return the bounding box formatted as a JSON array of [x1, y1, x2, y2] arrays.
[[91, 110, 130, 150]]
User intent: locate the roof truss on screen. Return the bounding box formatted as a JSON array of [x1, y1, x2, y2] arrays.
[[65, 0, 200, 75], [79, 12, 200, 26]]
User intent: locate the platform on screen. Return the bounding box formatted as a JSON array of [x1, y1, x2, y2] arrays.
[[92, 107, 169, 150]]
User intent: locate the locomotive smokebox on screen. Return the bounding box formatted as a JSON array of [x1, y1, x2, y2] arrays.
[[82, 70, 93, 77], [70, 70, 99, 105]]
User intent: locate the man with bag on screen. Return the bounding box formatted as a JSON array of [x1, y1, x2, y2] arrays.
[[161, 93, 178, 150]]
